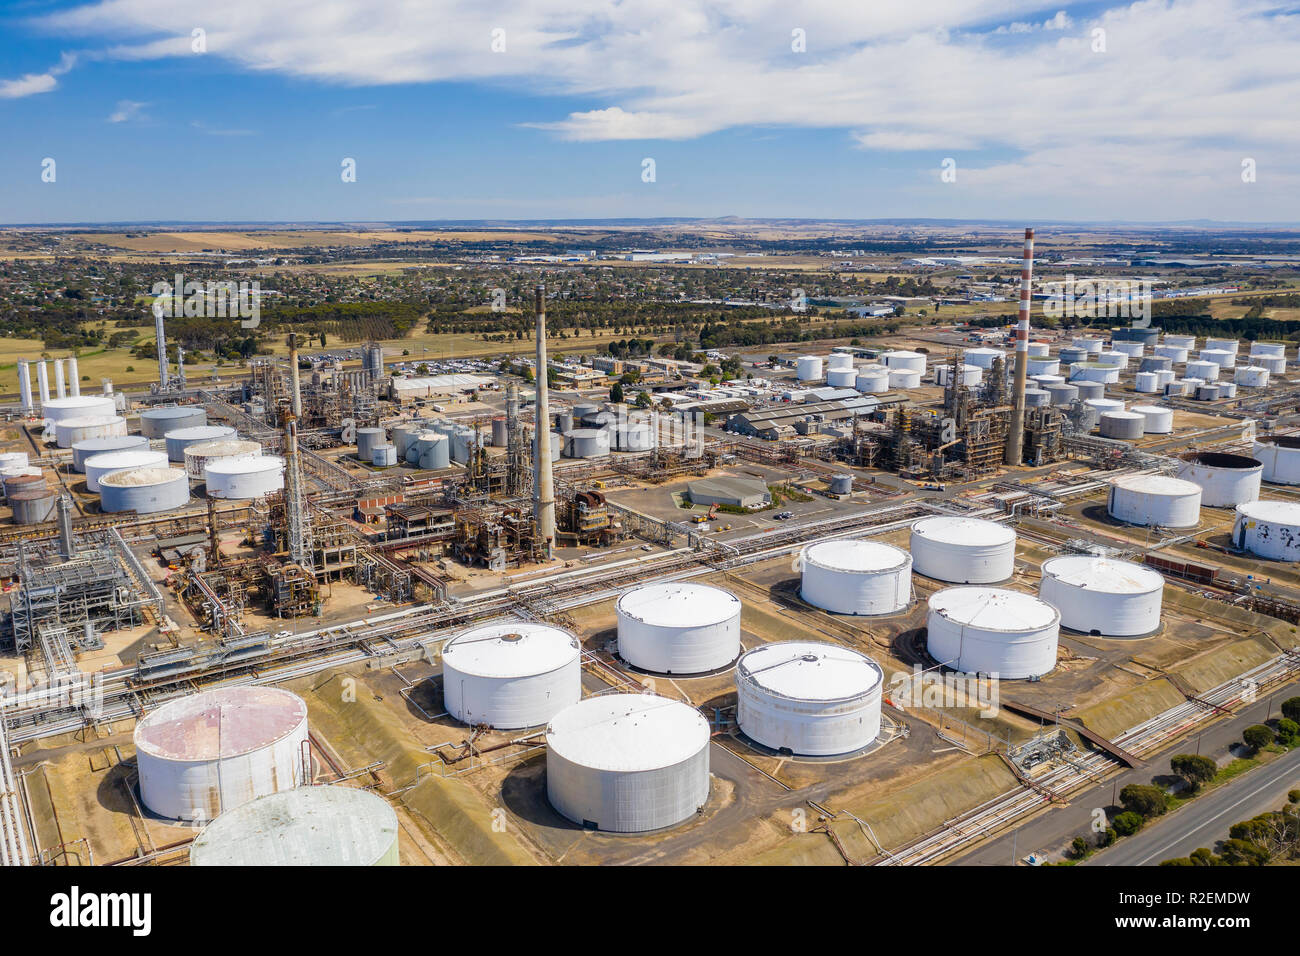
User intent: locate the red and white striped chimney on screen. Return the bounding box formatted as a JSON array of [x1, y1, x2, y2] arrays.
[[1004, 227, 1035, 465]]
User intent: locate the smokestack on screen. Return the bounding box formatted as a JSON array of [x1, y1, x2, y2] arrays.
[[17, 360, 32, 415], [287, 333, 303, 420], [53, 358, 66, 399], [532, 285, 556, 558], [67, 356, 80, 397], [1004, 227, 1035, 466], [154, 302, 169, 389], [36, 360, 50, 405]]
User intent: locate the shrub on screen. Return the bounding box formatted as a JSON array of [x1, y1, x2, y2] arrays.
[[1242, 724, 1274, 752], [1113, 811, 1145, 837], [1170, 754, 1218, 791], [1070, 836, 1089, 858], [1276, 718, 1299, 745], [1120, 784, 1169, 818], [1281, 696, 1300, 723]]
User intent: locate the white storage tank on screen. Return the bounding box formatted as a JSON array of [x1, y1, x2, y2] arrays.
[[1154, 344, 1189, 363], [1026, 342, 1050, 358], [1073, 380, 1105, 401], [190, 785, 399, 867], [887, 368, 922, 389], [83, 448, 168, 493], [1176, 452, 1262, 507], [1045, 383, 1078, 406], [71, 434, 148, 472], [442, 622, 582, 729], [1250, 342, 1287, 359], [1070, 363, 1120, 384], [206, 456, 286, 499], [882, 350, 926, 373], [614, 421, 655, 451], [1233, 500, 1300, 560], [1253, 435, 1300, 485], [140, 405, 206, 437], [1134, 371, 1159, 393], [964, 348, 1005, 369], [935, 364, 983, 387], [910, 516, 1016, 584], [854, 366, 890, 393], [796, 356, 824, 381], [134, 686, 310, 822], [1112, 340, 1145, 358], [1086, 397, 1125, 415], [1163, 334, 1196, 350], [1099, 410, 1145, 440], [736, 642, 884, 756], [1200, 348, 1235, 369], [827, 353, 855, 372], [1039, 556, 1164, 638], [1235, 365, 1269, 388], [1024, 389, 1050, 407], [1205, 337, 1239, 355], [1027, 357, 1059, 376], [1185, 360, 1220, 382], [800, 540, 911, 616], [355, 427, 386, 461], [40, 395, 116, 423], [1107, 474, 1202, 528], [1253, 354, 1287, 375], [1073, 337, 1105, 355], [566, 428, 610, 459], [1097, 351, 1129, 369], [99, 466, 190, 513], [371, 444, 398, 467], [183, 439, 262, 480], [165, 425, 237, 462], [617, 582, 741, 674], [826, 368, 858, 388], [545, 694, 710, 833], [926, 587, 1060, 679], [1131, 405, 1173, 434], [53, 415, 127, 449]]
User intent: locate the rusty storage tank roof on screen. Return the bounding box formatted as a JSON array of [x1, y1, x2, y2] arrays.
[[134, 686, 308, 762]]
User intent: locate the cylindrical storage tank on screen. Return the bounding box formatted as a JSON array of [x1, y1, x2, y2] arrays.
[[1233, 501, 1300, 560], [614, 422, 655, 451], [418, 433, 451, 470], [1186, 360, 1220, 382], [555, 412, 575, 434], [1072, 380, 1105, 401], [1070, 362, 1120, 384], [490, 417, 509, 447], [1031, 374, 1065, 388], [140, 405, 206, 437], [83, 449, 168, 493], [1131, 404, 1173, 434], [910, 516, 1015, 584], [1058, 346, 1089, 364], [9, 489, 56, 524], [191, 783, 399, 867], [1163, 334, 1196, 350], [1097, 351, 1129, 369], [54, 415, 127, 449], [827, 352, 854, 372], [964, 348, 1005, 369], [545, 695, 710, 833], [134, 686, 309, 822], [1027, 357, 1059, 376], [1039, 556, 1164, 638], [406, 430, 435, 465], [1176, 452, 1262, 507], [1155, 369, 1176, 388], [442, 622, 581, 729], [1253, 435, 1300, 485], [1024, 388, 1050, 407], [881, 350, 926, 372], [617, 582, 741, 674], [99, 466, 190, 513], [1220, 381, 1237, 399], [1112, 340, 1145, 358], [182, 439, 262, 480], [1073, 337, 1105, 355], [829, 473, 853, 495], [1249, 342, 1287, 359], [1196, 383, 1222, 401], [796, 356, 824, 381], [354, 427, 385, 461], [567, 428, 610, 459], [165, 425, 237, 462], [1200, 348, 1235, 369], [736, 642, 883, 756], [205, 456, 285, 500], [887, 368, 922, 389], [854, 366, 890, 393], [1045, 383, 1079, 406], [392, 423, 420, 460], [1205, 337, 1239, 355], [571, 403, 600, 420], [1253, 354, 1287, 374], [3, 473, 46, 498], [371, 444, 398, 467], [1164, 379, 1190, 397], [800, 540, 910, 616], [39, 395, 116, 423], [1085, 397, 1125, 414], [1235, 365, 1269, 388], [1099, 410, 1145, 440], [926, 587, 1059, 678], [0, 452, 27, 471], [1134, 371, 1159, 393], [451, 426, 481, 465], [826, 367, 857, 388], [1115, 327, 1160, 346], [935, 364, 982, 386], [1107, 474, 1202, 528], [549, 431, 562, 460], [1026, 342, 1050, 358], [1154, 344, 1188, 363], [71, 434, 149, 472], [1138, 356, 1173, 373]]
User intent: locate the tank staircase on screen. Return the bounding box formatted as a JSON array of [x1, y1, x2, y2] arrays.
[[998, 699, 1144, 768]]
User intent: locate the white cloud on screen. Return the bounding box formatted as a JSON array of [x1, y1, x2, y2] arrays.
[[0, 52, 77, 99], [108, 99, 148, 122]]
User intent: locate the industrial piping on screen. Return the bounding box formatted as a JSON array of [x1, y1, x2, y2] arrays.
[[1004, 227, 1034, 465], [533, 285, 556, 558]]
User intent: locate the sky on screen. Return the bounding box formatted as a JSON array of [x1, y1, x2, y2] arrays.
[[2, 0, 1299, 225]]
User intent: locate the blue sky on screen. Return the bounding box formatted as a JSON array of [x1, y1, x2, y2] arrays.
[[2, 1, 1299, 225]]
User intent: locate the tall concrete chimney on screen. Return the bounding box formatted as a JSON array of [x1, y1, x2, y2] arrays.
[[53, 357, 66, 399], [67, 356, 80, 397], [36, 360, 50, 405], [154, 302, 169, 389], [532, 285, 556, 558], [17, 360, 33, 415], [1004, 227, 1035, 466], [287, 333, 303, 420]]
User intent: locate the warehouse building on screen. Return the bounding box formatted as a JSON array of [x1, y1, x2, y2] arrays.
[[686, 476, 771, 509], [725, 396, 880, 440]]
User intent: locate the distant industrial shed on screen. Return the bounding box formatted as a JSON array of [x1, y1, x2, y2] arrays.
[[686, 476, 771, 509]]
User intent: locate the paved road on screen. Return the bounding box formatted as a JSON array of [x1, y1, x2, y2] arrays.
[[956, 680, 1299, 865], [1083, 745, 1300, 866]]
